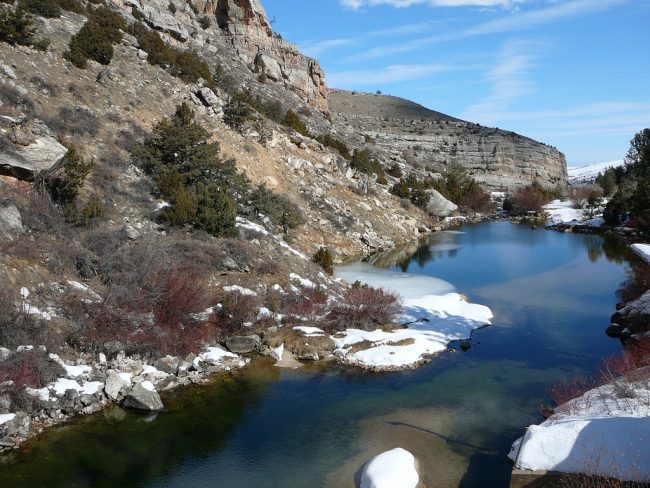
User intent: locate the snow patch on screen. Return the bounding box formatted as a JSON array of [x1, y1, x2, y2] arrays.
[[0, 413, 16, 425], [272, 343, 284, 361], [568, 160, 624, 185], [360, 448, 419, 488], [140, 381, 155, 392], [289, 273, 316, 289], [223, 285, 257, 296], [49, 353, 91, 378], [631, 243, 650, 265], [293, 326, 326, 337]]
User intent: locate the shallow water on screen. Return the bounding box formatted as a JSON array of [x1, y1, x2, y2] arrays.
[[0, 222, 637, 488]]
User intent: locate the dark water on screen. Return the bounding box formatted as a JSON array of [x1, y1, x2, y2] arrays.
[[0, 222, 637, 488]]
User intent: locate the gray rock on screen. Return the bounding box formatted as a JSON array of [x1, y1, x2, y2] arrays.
[[122, 383, 164, 411], [104, 370, 131, 400], [425, 189, 457, 217], [137, 49, 148, 60], [79, 394, 96, 407], [124, 226, 140, 240], [154, 356, 179, 375], [612, 290, 650, 333], [197, 87, 222, 108], [121, 32, 139, 47], [0, 347, 12, 362], [0, 206, 23, 236], [0, 64, 16, 80], [225, 335, 260, 354], [0, 135, 68, 181]]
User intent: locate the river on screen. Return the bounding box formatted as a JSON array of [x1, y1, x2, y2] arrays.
[[0, 222, 636, 487]]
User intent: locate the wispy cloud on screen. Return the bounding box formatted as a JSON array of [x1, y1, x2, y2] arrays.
[[302, 38, 357, 57], [341, 0, 526, 9], [462, 39, 538, 122], [344, 0, 627, 62], [327, 63, 461, 87]]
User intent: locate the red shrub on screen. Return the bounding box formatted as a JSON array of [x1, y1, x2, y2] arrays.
[[87, 267, 214, 357], [283, 288, 329, 323], [546, 376, 596, 408], [0, 350, 65, 388], [325, 285, 400, 332], [218, 291, 261, 334], [599, 337, 650, 383]]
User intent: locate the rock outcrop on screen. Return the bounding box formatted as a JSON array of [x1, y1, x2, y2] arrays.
[[109, 0, 328, 111], [329, 90, 568, 191]]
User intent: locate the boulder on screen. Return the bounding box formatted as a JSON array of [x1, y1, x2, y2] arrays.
[[122, 382, 163, 411], [104, 370, 131, 400], [0, 64, 16, 80], [197, 87, 222, 108], [0, 135, 68, 181], [0, 206, 22, 237], [154, 356, 180, 375], [425, 189, 457, 217], [225, 335, 261, 354], [612, 290, 650, 332]]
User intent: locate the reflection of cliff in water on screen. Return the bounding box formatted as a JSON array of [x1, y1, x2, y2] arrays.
[[367, 233, 462, 272]]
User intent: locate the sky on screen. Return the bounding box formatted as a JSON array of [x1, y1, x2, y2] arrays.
[[262, 0, 649, 167]]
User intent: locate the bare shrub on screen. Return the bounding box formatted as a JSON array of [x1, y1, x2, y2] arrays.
[[504, 185, 549, 215], [86, 267, 213, 357], [325, 284, 401, 332], [0, 350, 65, 388], [45, 106, 100, 137], [282, 288, 329, 324], [219, 291, 260, 333], [547, 376, 596, 410], [30, 76, 58, 96]]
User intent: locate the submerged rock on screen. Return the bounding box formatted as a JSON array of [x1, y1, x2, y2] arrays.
[[122, 383, 163, 412]]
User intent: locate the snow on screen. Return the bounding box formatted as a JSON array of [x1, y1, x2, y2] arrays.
[[16, 345, 33, 352], [48, 354, 92, 378], [140, 381, 155, 392], [568, 160, 623, 185], [360, 448, 419, 488], [223, 285, 257, 296], [544, 199, 584, 225], [0, 413, 16, 425], [272, 343, 284, 361], [67, 280, 102, 302], [510, 376, 650, 481], [235, 217, 269, 236], [257, 307, 272, 320], [631, 243, 650, 265], [197, 346, 238, 363], [50, 378, 103, 396], [19, 287, 29, 299], [334, 263, 492, 368], [289, 273, 316, 289], [293, 326, 326, 337], [19, 302, 53, 320], [26, 387, 51, 402]]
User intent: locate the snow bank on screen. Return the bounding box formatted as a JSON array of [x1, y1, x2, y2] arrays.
[[197, 346, 238, 363], [510, 378, 650, 481], [289, 273, 316, 289], [50, 378, 102, 396], [544, 200, 584, 225], [631, 243, 650, 265], [48, 354, 92, 378], [360, 448, 419, 488], [334, 263, 492, 368]]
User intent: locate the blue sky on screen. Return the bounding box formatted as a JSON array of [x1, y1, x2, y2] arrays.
[[263, 0, 649, 167]]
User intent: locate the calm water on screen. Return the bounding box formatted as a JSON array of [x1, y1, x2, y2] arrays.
[[0, 222, 637, 488]]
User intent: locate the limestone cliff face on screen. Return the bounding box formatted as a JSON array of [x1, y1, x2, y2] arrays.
[[109, 0, 328, 111], [329, 90, 567, 191]]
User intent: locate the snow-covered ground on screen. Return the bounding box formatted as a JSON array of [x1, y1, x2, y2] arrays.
[[631, 243, 650, 265], [334, 263, 493, 369], [543, 199, 605, 227], [568, 160, 624, 185], [509, 374, 650, 481], [360, 448, 419, 488]]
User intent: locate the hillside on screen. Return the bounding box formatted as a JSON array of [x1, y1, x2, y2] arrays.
[[568, 160, 624, 185], [330, 89, 568, 191]]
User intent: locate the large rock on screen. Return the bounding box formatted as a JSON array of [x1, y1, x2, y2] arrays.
[[0, 206, 23, 236], [0, 135, 68, 181], [122, 382, 163, 411], [611, 290, 650, 333], [360, 448, 419, 488], [426, 189, 457, 217], [197, 87, 223, 109], [104, 370, 131, 400], [225, 335, 261, 354]]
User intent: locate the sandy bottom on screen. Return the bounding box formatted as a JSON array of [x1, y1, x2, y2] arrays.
[[324, 406, 473, 488]]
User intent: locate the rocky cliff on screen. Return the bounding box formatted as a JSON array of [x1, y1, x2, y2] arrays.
[[107, 0, 328, 112], [329, 90, 568, 191]]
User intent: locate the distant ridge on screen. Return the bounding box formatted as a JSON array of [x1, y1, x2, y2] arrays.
[[568, 160, 624, 185]]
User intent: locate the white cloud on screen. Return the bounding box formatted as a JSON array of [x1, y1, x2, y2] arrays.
[[327, 63, 459, 87], [344, 0, 627, 62], [462, 39, 538, 122]]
